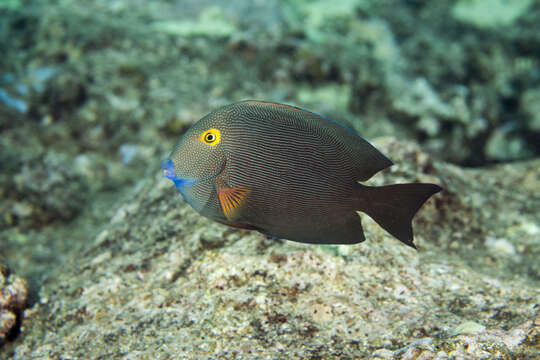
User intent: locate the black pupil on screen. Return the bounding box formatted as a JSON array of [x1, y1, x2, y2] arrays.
[[206, 133, 215, 142]]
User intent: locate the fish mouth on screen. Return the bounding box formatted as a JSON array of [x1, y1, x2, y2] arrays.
[[160, 157, 223, 190]]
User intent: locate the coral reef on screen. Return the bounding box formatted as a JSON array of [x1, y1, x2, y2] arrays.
[[0, 264, 27, 347]]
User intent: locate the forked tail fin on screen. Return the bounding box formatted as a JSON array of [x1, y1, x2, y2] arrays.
[[353, 182, 442, 248]]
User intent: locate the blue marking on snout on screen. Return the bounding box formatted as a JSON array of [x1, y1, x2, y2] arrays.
[[160, 158, 197, 192]]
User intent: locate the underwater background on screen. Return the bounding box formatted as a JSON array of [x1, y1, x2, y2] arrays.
[[1, 0, 539, 358]]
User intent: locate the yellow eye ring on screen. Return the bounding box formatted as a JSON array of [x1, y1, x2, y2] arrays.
[[200, 128, 221, 146]]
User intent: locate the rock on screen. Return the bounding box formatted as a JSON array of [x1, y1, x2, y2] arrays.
[[152, 6, 238, 38], [0, 263, 28, 346], [521, 87, 540, 132], [452, 0, 533, 28], [0, 0, 22, 11], [347, 1, 540, 165], [484, 127, 531, 162], [452, 321, 486, 336], [10, 138, 540, 359], [485, 237, 518, 259], [7, 152, 89, 227]]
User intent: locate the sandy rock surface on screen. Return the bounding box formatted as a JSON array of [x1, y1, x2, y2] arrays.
[[6, 139, 539, 359]]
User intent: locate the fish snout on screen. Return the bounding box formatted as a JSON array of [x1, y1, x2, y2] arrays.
[[160, 157, 198, 192], [160, 158, 177, 180]]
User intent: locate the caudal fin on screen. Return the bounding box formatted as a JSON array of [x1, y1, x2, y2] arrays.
[[353, 182, 442, 248]]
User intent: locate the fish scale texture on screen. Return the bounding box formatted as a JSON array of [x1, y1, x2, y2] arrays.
[[225, 102, 371, 243], [167, 101, 428, 245]]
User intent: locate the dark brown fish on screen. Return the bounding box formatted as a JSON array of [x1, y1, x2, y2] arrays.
[[162, 100, 442, 248]]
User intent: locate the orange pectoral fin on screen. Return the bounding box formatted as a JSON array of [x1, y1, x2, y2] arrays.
[[217, 186, 250, 221]]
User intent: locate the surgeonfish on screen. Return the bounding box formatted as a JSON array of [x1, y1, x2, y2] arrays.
[[161, 100, 442, 248]]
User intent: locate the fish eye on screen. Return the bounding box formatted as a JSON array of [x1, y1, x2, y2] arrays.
[[200, 128, 221, 146]]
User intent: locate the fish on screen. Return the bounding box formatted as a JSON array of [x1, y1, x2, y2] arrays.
[[161, 100, 442, 248]]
